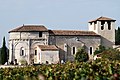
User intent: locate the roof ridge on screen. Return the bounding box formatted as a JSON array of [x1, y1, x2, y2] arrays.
[[89, 16, 116, 23], [51, 30, 91, 32], [49, 30, 99, 36], [9, 25, 48, 33]]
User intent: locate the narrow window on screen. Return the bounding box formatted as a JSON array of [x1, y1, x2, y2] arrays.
[[39, 32, 42, 37], [90, 22, 92, 25], [101, 21, 105, 30], [101, 26, 104, 30], [22, 50, 24, 55], [90, 47, 92, 55], [20, 47, 25, 56], [108, 22, 111, 30], [35, 50, 37, 55], [73, 47, 76, 55]]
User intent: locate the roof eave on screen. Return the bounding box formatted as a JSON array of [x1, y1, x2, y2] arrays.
[[49, 34, 100, 36]]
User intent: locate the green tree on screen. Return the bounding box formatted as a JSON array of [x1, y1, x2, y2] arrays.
[[115, 27, 120, 45], [0, 37, 8, 64], [75, 48, 89, 62], [94, 45, 106, 55]]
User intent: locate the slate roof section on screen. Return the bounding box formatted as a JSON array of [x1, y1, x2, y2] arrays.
[[49, 30, 99, 36], [38, 45, 59, 51], [89, 16, 116, 23], [9, 25, 48, 33]]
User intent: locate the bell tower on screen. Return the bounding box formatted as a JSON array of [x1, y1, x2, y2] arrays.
[[88, 16, 116, 48]]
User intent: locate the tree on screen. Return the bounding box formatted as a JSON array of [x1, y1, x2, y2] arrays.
[[0, 37, 8, 64], [75, 48, 89, 62], [115, 27, 120, 45], [94, 45, 106, 55]]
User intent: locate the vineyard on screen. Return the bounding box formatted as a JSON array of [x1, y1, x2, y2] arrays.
[[0, 59, 120, 80]]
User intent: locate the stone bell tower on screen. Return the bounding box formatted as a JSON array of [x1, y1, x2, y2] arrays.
[[88, 16, 116, 48]]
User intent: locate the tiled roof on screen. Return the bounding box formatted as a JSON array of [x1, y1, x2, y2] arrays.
[[38, 45, 59, 51], [49, 30, 99, 36], [9, 25, 48, 33], [89, 16, 116, 23]]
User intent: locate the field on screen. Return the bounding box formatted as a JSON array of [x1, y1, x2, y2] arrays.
[[0, 59, 120, 80]]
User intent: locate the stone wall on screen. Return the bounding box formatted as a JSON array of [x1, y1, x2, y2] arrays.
[[9, 31, 49, 64], [49, 35, 101, 61], [88, 21, 115, 48], [40, 51, 59, 64]]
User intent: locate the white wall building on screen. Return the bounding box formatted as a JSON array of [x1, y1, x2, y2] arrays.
[[8, 16, 116, 64]]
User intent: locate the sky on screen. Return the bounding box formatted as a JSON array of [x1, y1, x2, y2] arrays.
[[0, 0, 120, 47]]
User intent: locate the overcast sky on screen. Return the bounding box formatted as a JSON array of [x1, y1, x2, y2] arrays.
[[0, 0, 119, 46]]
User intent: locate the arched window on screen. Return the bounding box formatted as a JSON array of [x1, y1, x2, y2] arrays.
[[90, 47, 93, 55], [35, 50, 37, 55], [101, 21, 105, 30], [72, 47, 76, 55], [20, 47, 25, 56], [108, 22, 111, 30], [34, 47, 37, 55], [101, 26, 104, 30]]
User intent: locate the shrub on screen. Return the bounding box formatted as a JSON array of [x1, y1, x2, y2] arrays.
[[75, 48, 89, 62], [100, 48, 120, 60], [19, 59, 27, 65], [94, 45, 106, 55]]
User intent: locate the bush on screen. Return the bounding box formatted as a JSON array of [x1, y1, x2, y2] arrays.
[[94, 45, 106, 55], [100, 48, 120, 60], [19, 59, 27, 65], [75, 48, 89, 62]]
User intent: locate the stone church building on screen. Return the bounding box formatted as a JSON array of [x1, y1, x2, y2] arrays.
[[8, 16, 116, 64]]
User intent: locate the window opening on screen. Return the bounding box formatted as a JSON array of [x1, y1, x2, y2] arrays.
[[73, 47, 76, 55], [35, 50, 37, 55], [90, 22, 92, 25], [108, 21, 111, 30], [20, 47, 25, 56], [101, 21, 105, 30], [90, 47, 92, 55], [39, 32, 42, 37]]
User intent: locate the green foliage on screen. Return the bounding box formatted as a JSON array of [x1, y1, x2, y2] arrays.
[[100, 48, 120, 60], [20, 59, 27, 65], [0, 59, 120, 80], [115, 27, 120, 45], [94, 45, 106, 55], [0, 37, 8, 64], [75, 48, 89, 62]]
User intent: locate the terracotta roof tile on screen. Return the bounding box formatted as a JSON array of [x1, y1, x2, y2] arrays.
[[9, 25, 48, 33], [38, 45, 58, 51], [49, 30, 99, 36], [89, 16, 116, 23]]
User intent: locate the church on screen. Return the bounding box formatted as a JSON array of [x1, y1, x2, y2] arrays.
[[8, 16, 116, 64]]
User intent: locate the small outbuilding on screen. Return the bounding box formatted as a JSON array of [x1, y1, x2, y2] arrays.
[[34, 45, 59, 64]]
